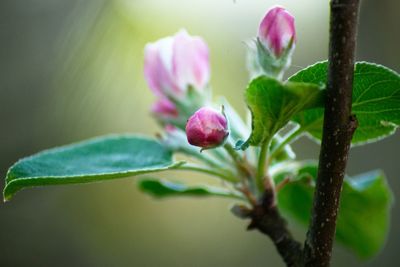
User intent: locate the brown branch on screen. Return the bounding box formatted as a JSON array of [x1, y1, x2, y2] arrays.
[[303, 0, 360, 266], [248, 189, 303, 267], [242, 1, 360, 266]]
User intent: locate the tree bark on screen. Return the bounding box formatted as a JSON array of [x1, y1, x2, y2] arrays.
[[303, 0, 360, 266]]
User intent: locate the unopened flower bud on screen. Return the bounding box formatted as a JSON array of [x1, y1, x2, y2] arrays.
[[144, 29, 210, 98], [185, 107, 229, 149], [258, 6, 296, 58], [249, 6, 296, 79], [151, 98, 179, 119]]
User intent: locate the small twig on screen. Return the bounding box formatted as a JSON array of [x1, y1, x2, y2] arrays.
[[303, 0, 360, 266], [248, 189, 303, 267], [237, 186, 258, 206]]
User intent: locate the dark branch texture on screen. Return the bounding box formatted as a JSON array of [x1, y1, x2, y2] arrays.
[[303, 0, 360, 266]]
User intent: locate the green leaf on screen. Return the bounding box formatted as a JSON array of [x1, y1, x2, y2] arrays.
[[289, 61, 400, 144], [4, 135, 183, 201], [238, 76, 324, 149], [138, 179, 243, 199], [276, 162, 393, 258]]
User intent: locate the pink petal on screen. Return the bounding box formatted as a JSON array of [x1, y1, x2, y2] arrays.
[[172, 29, 210, 91], [258, 6, 296, 56], [144, 37, 177, 97], [151, 98, 179, 118]]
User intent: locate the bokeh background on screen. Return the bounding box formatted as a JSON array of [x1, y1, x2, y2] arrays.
[[0, 0, 399, 266]]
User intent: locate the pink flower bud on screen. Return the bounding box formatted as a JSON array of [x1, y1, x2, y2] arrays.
[[186, 107, 229, 149], [144, 30, 210, 97], [258, 6, 296, 57], [151, 98, 178, 119]]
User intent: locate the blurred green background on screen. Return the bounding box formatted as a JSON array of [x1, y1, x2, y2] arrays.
[[0, 0, 399, 266]]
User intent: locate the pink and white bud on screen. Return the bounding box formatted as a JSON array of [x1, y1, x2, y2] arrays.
[[151, 98, 178, 119], [186, 107, 229, 149], [258, 6, 296, 57], [144, 30, 210, 97]]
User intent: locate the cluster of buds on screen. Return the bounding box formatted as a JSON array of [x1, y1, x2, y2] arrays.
[[144, 6, 296, 150], [144, 29, 210, 128], [144, 29, 228, 149], [248, 6, 296, 79]]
